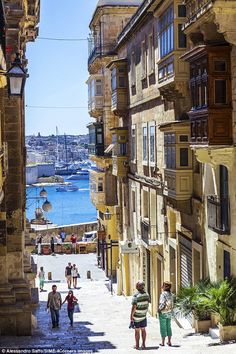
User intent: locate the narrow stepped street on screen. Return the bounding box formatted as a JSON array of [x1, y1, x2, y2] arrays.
[[0, 254, 235, 353]]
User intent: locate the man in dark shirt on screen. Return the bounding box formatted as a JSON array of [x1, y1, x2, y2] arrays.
[[65, 262, 72, 289]]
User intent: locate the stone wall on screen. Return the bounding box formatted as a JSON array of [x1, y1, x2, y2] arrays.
[[28, 221, 98, 243]]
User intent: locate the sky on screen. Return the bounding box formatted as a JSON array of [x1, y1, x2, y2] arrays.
[[25, 0, 98, 136]]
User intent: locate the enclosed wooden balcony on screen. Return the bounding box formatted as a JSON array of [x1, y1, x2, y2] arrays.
[[164, 169, 193, 200], [90, 170, 117, 208], [189, 108, 232, 146], [87, 122, 104, 157], [88, 96, 103, 118], [182, 45, 232, 147], [111, 89, 128, 116], [110, 128, 128, 177], [87, 76, 104, 118], [107, 59, 128, 116], [112, 156, 128, 177], [160, 121, 193, 201], [154, 3, 189, 101]]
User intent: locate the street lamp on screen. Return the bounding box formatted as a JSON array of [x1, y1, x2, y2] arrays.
[[42, 199, 52, 212], [39, 188, 48, 198], [6, 53, 29, 97], [26, 188, 53, 225], [104, 208, 112, 220]]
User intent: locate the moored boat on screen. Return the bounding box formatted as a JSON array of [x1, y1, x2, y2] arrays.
[[67, 169, 90, 180], [56, 184, 79, 192]]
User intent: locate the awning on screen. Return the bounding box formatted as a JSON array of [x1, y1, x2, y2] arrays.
[[104, 143, 116, 154]]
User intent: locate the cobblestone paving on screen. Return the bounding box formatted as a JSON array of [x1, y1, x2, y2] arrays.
[[0, 254, 236, 353]]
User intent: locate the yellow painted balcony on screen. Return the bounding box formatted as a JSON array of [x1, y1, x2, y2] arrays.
[[164, 169, 193, 200], [90, 170, 117, 207], [112, 156, 128, 177], [111, 88, 128, 116]]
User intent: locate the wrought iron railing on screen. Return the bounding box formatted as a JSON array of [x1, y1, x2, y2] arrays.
[[88, 43, 117, 66], [207, 195, 230, 234], [185, 0, 213, 23]]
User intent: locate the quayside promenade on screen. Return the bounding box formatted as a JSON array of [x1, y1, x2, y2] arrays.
[[0, 254, 235, 354]]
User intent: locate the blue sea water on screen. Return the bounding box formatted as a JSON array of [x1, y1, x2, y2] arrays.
[[26, 179, 97, 226]]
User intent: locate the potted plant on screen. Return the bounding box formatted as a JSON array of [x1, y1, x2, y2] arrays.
[[42, 244, 50, 255], [200, 278, 236, 341], [63, 243, 72, 254], [174, 280, 212, 333]]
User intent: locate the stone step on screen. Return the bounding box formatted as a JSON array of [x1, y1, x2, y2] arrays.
[[174, 316, 193, 329], [209, 326, 220, 339]]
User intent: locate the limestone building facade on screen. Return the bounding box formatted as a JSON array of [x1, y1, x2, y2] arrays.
[[0, 0, 40, 336], [88, 0, 236, 320], [87, 0, 142, 279]]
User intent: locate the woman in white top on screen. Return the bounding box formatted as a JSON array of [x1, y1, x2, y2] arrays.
[[158, 281, 173, 346], [71, 264, 79, 288]]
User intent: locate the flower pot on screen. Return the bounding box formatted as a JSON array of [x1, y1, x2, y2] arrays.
[[219, 323, 236, 341], [42, 246, 50, 255], [193, 318, 211, 333]]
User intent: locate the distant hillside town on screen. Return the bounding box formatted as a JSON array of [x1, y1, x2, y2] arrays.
[[26, 133, 91, 184]]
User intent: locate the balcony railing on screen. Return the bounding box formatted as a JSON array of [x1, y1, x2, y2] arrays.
[[207, 195, 230, 235], [185, 0, 213, 23], [141, 220, 150, 246], [88, 43, 117, 67]]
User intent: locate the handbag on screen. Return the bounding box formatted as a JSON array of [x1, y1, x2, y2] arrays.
[[77, 273, 81, 278]]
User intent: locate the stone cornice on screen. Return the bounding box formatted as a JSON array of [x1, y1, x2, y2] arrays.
[[213, 1, 236, 45], [194, 146, 235, 170]]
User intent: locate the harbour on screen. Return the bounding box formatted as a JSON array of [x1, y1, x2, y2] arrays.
[[26, 179, 97, 227]]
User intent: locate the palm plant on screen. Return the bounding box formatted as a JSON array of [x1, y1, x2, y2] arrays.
[[200, 279, 236, 326], [174, 279, 211, 320]]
